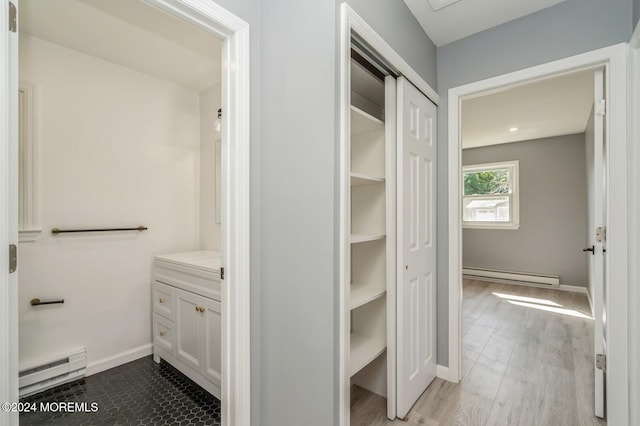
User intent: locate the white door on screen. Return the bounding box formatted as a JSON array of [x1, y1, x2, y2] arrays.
[[592, 68, 606, 418], [1, 1, 19, 424], [396, 77, 436, 418]]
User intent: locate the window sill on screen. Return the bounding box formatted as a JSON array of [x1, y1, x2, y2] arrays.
[[463, 223, 520, 231], [19, 229, 42, 243]]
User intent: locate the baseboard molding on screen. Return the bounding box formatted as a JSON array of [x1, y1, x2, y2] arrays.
[[462, 267, 559, 286], [464, 273, 589, 294], [558, 284, 588, 294], [436, 364, 450, 381], [86, 343, 152, 376]]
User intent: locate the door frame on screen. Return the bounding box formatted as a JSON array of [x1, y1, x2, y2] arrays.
[[0, 1, 252, 425], [628, 21, 640, 426], [447, 43, 629, 424], [0, 1, 18, 425], [338, 4, 439, 424]]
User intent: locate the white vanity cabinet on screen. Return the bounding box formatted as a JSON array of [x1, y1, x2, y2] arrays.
[[152, 251, 222, 399]]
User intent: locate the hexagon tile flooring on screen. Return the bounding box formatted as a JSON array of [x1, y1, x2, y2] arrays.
[[19, 356, 220, 426]]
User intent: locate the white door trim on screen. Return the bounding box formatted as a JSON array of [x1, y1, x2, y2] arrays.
[[1, 1, 252, 425], [0, 1, 19, 425], [628, 22, 640, 426], [338, 4, 439, 425], [447, 43, 629, 424]]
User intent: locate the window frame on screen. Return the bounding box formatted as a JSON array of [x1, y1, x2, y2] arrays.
[[462, 160, 520, 230]]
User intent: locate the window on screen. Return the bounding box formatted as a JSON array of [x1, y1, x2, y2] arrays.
[[462, 160, 519, 230]]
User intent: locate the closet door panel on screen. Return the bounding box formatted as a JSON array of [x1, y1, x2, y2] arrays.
[[396, 77, 437, 419]]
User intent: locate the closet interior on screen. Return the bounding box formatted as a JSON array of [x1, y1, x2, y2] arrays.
[[348, 51, 395, 419]]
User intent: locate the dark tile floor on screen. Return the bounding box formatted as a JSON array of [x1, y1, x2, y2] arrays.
[[19, 356, 220, 426]]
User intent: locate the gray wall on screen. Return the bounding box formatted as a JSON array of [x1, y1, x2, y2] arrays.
[[435, 0, 632, 367], [463, 134, 588, 287], [343, 0, 437, 87], [215, 0, 437, 424], [635, 0, 640, 30], [259, 1, 336, 424]]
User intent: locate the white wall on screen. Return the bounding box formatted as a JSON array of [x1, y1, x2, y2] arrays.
[[18, 34, 201, 371], [199, 83, 221, 251]]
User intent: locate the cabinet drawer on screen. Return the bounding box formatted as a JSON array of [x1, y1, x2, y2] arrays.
[[153, 313, 175, 354], [152, 281, 175, 321], [154, 260, 221, 301]]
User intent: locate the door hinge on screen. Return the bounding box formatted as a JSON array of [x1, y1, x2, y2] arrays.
[[9, 2, 17, 33], [596, 226, 606, 243], [217, 108, 222, 119], [596, 353, 606, 373], [9, 244, 17, 273], [220, 267, 224, 280], [596, 99, 606, 116]]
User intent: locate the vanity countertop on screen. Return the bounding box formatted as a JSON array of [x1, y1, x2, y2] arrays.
[[154, 250, 221, 273]]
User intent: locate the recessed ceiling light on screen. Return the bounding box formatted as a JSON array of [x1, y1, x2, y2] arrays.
[[509, 127, 518, 132]]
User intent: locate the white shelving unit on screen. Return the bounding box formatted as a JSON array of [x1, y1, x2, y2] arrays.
[[348, 66, 390, 404]]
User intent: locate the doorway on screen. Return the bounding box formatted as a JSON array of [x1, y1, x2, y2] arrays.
[[339, 5, 440, 425], [0, 0, 251, 425], [447, 44, 629, 425]]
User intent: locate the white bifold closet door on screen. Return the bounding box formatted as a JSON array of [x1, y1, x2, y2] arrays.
[[396, 77, 437, 419]]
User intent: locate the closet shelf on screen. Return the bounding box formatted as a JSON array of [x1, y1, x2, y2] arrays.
[[351, 234, 385, 244], [350, 282, 386, 310], [351, 173, 385, 187], [350, 333, 386, 377], [351, 105, 384, 136]]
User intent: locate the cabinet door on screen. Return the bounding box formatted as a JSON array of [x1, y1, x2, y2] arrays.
[[175, 289, 204, 371], [201, 297, 222, 385]]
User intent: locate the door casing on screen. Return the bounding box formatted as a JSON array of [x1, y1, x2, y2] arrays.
[[447, 43, 629, 424]]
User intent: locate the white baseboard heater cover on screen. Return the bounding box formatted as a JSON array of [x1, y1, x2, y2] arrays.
[[19, 349, 87, 397], [462, 267, 560, 287]]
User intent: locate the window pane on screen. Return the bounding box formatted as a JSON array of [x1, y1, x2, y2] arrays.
[[463, 168, 510, 196], [463, 196, 510, 222]]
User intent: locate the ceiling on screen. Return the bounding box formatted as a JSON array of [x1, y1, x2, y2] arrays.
[[462, 70, 595, 149], [404, 0, 567, 47], [19, 0, 221, 91]]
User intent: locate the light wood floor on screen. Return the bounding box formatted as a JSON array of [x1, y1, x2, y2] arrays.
[[350, 279, 606, 426]]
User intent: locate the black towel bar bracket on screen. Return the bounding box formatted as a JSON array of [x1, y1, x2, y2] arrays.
[[30, 298, 64, 306], [51, 226, 148, 235]]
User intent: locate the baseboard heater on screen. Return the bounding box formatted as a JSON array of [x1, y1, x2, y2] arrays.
[[19, 349, 87, 397], [462, 267, 560, 287]]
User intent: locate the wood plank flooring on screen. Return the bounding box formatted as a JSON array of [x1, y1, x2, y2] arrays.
[[350, 279, 606, 426]]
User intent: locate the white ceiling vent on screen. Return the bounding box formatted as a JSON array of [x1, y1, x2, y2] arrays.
[[427, 0, 462, 12]]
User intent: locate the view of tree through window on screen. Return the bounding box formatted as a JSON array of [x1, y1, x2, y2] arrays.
[[463, 169, 510, 195], [462, 161, 519, 229]]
